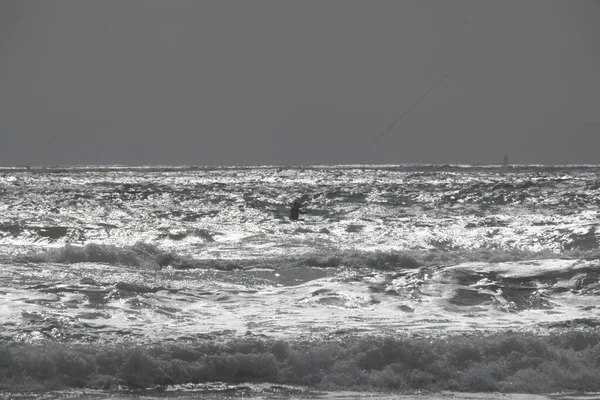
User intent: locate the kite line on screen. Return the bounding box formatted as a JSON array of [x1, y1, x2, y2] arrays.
[[356, 65, 457, 162], [356, 20, 472, 162]]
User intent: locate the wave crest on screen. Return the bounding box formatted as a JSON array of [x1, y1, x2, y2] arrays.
[[2, 332, 600, 393], [11, 242, 600, 272], [14, 242, 194, 270]]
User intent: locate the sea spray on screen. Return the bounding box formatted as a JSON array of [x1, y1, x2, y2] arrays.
[[2, 165, 600, 396], [1, 332, 600, 393]]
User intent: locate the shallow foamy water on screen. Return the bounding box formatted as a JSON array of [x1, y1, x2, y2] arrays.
[[1, 165, 600, 395]]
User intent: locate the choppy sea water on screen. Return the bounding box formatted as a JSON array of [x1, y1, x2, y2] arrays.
[[1, 164, 600, 398]]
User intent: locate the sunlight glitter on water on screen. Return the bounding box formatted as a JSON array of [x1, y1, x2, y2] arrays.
[[1, 165, 600, 394]]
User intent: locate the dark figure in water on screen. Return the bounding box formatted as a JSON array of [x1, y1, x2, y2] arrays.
[[290, 199, 304, 220]]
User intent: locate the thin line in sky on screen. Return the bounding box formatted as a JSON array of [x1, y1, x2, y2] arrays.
[[356, 19, 472, 162], [356, 65, 456, 162]]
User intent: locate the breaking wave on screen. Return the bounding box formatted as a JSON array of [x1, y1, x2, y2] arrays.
[[14, 242, 197, 270], [11, 242, 600, 271], [1, 332, 600, 393]]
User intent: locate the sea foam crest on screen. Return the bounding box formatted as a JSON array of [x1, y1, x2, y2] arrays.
[[11, 242, 600, 271], [1, 332, 600, 393]]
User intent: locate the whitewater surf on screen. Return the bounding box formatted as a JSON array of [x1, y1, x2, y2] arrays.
[[0, 164, 599, 397]]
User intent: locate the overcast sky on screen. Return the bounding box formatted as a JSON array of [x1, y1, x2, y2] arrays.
[[1, 0, 599, 166]]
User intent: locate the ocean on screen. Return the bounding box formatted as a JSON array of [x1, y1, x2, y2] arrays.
[[1, 164, 599, 399]]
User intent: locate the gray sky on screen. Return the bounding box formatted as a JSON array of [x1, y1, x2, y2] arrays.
[[1, 0, 599, 166]]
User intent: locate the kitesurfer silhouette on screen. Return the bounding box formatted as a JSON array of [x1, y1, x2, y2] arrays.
[[290, 198, 305, 221]]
